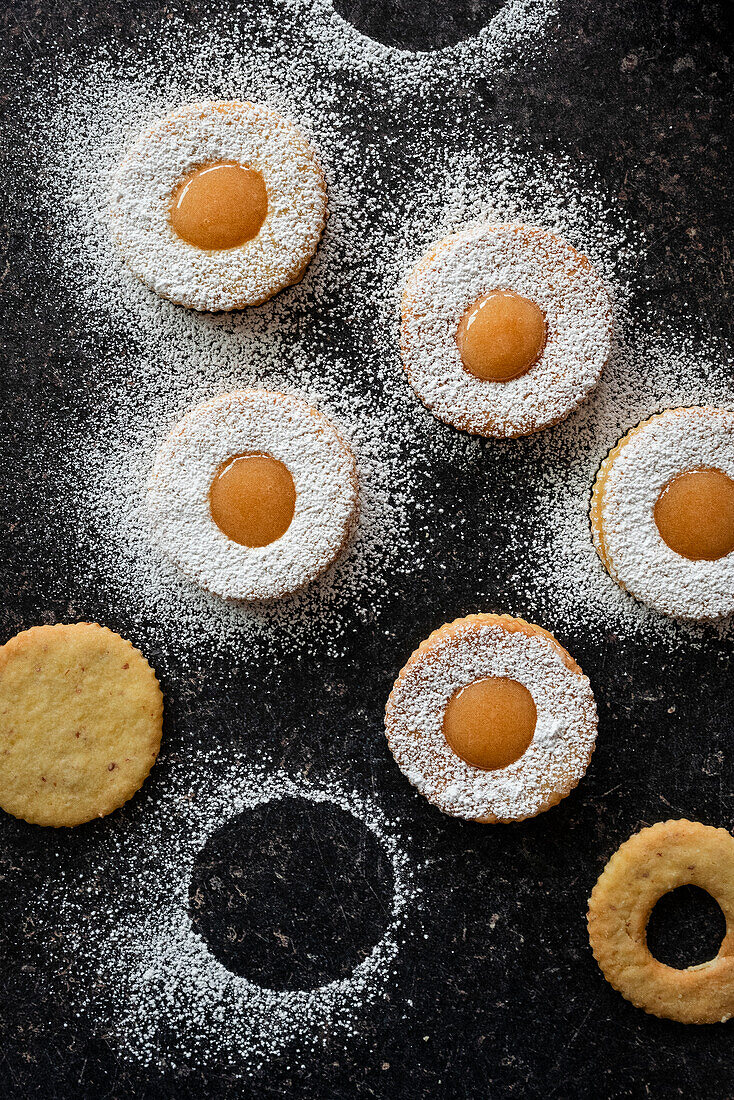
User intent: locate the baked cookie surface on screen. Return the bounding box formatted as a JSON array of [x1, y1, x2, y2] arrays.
[[385, 613, 598, 822], [400, 223, 611, 438], [588, 820, 734, 1024], [0, 623, 163, 827], [110, 100, 327, 311], [591, 406, 734, 619]]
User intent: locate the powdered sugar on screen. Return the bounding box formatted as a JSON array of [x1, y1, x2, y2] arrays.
[[593, 407, 734, 619], [111, 100, 326, 310], [29, 61, 732, 666], [285, 0, 556, 86], [401, 222, 612, 436], [21, 9, 731, 664], [386, 617, 597, 821], [6, 0, 730, 1078], [149, 389, 358, 600], [42, 756, 418, 1072]]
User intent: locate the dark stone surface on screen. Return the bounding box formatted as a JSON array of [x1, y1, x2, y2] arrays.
[[0, 0, 733, 1097], [646, 886, 727, 970], [188, 799, 395, 990], [333, 0, 506, 50]]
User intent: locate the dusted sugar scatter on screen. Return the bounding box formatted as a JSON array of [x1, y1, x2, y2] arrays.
[[290, 0, 556, 85], [148, 389, 359, 601], [0, 623, 163, 827], [170, 161, 268, 251], [110, 100, 327, 310], [401, 223, 612, 438], [42, 759, 419, 1072], [591, 407, 734, 619], [385, 613, 598, 823], [31, 9, 731, 661]]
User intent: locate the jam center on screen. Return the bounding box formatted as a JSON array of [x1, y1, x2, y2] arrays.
[[210, 453, 296, 548], [653, 467, 734, 561], [170, 161, 268, 251], [456, 289, 547, 382], [443, 676, 537, 771]]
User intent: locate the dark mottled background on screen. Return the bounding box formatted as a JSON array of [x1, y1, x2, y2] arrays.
[[0, 1, 733, 1097]]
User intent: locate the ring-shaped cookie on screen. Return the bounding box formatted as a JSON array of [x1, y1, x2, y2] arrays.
[[588, 820, 734, 1024], [400, 223, 612, 438], [591, 407, 734, 619], [385, 614, 597, 822], [110, 100, 327, 311], [148, 390, 358, 601]]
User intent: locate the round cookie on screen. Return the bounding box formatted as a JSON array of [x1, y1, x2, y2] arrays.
[[588, 820, 734, 1024], [110, 100, 328, 311], [385, 613, 598, 823], [400, 223, 612, 438], [0, 623, 163, 827], [148, 389, 359, 601], [590, 406, 734, 619]]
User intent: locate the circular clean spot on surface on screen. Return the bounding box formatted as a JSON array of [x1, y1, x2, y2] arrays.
[[332, 0, 504, 52], [646, 885, 726, 969], [188, 797, 395, 990]]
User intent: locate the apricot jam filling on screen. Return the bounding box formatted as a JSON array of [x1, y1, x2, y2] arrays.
[[170, 161, 267, 251], [443, 676, 537, 770], [653, 468, 734, 561], [456, 289, 546, 382], [209, 453, 295, 547]]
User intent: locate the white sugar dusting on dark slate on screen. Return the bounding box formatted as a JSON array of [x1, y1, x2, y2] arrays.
[[42, 758, 419, 1072], [16, 0, 734, 1076]]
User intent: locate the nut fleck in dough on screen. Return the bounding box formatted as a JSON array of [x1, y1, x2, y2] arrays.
[[0, 623, 163, 827], [588, 819, 734, 1024]]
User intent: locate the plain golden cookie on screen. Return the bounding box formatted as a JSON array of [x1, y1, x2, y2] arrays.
[[588, 819, 734, 1024], [0, 623, 163, 827]]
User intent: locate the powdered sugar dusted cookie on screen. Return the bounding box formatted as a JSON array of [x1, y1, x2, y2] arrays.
[[110, 100, 327, 310], [148, 389, 358, 600], [401, 223, 611, 437], [385, 613, 597, 822], [591, 406, 734, 619]]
